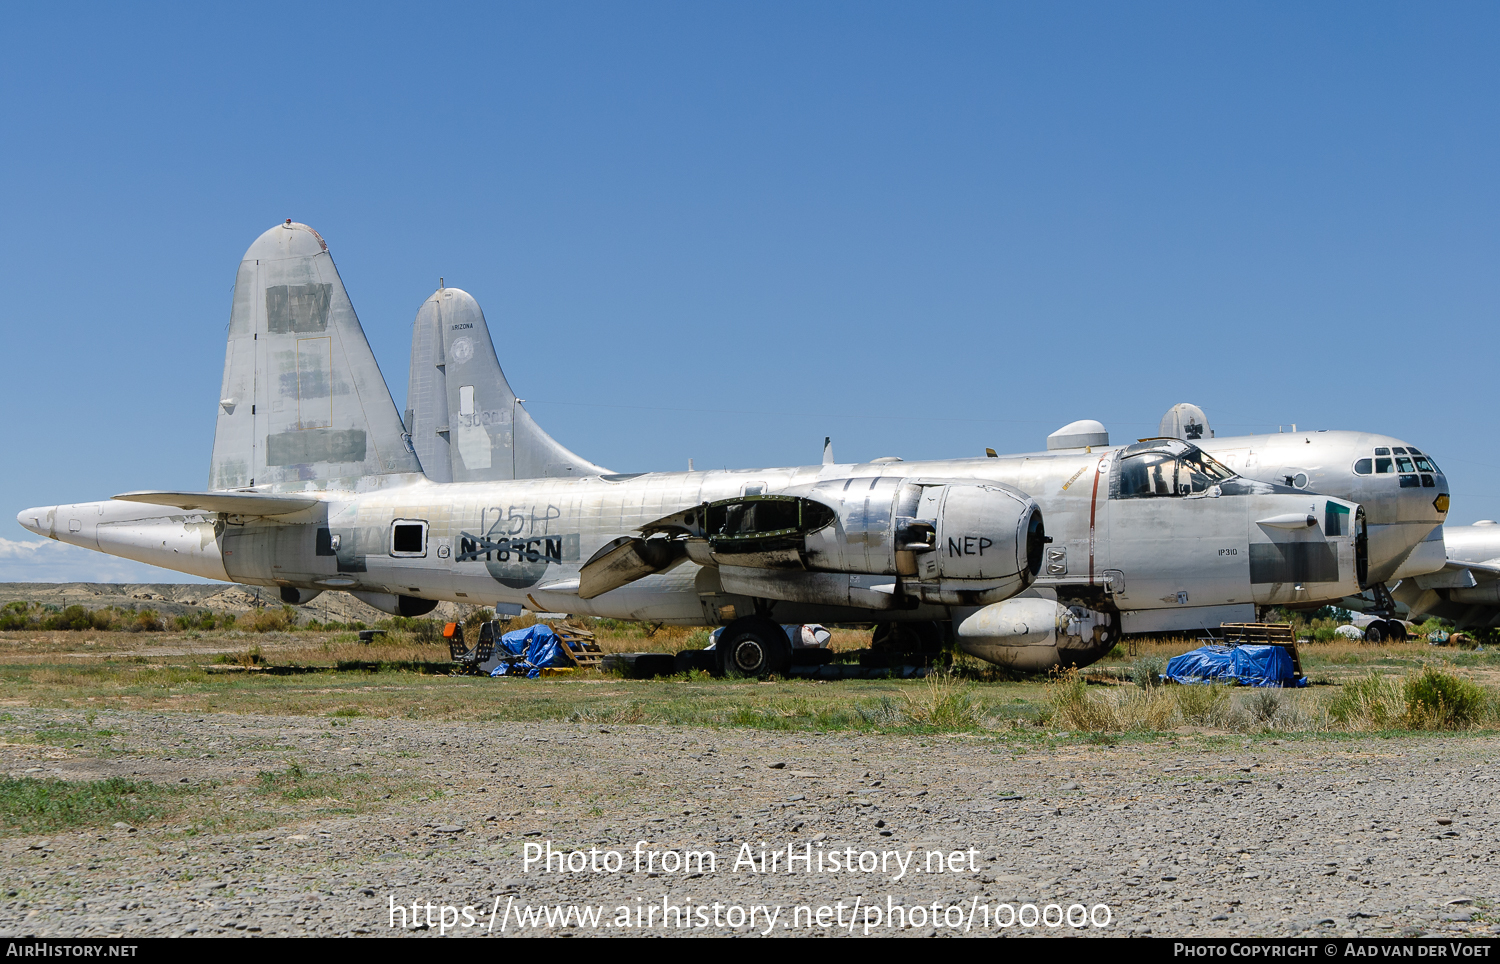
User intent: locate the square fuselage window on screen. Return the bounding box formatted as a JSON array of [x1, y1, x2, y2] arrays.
[[391, 520, 428, 557]]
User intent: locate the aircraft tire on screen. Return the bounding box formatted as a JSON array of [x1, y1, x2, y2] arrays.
[[1384, 620, 1408, 642], [1364, 622, 1386, 644], [718, 616, 791, 679]]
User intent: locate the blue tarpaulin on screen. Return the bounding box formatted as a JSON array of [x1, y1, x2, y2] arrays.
[[1163, 645, 1306, 687], [489, 624, 569, 678]]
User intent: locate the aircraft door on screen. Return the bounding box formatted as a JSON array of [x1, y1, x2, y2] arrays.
[[1107, 444, 1248, 609]]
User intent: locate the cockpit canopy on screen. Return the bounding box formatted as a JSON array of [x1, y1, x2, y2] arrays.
[[1113, 439, 1237, 499]]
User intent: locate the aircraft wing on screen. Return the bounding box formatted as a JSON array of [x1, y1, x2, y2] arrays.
[[113, 490, 321, 517], [1411, 559, 1500, 591]]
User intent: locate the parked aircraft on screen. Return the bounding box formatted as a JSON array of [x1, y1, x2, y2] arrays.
[[1149, 402, 1450, 630], [1390, 522, 1500, 630], [413, 301, 1422, 656], [19, 222, 1372, 674]]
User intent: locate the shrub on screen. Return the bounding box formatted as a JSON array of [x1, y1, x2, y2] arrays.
[[1048, 668, 1119, 731], [242, 606, 296, 633], [1130, 655, 1165, 689], [901, 671, 982, 728], [1048, 668, 1178, 732], [42, 605, 95, 631], [1246, 688, 1283, 724], [463, 608, 495, 634], [0, 602, 33, 631], [1328, 673, 1406, 729], [1174, 684, 1235, 727], [1401, 666, 1487, 730], [131, 609, 163, 633], [1118, 688, 1177, 730]]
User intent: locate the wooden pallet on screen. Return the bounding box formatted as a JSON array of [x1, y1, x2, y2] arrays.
[[1218, 622, 1302, 676], [554, 624, 605, 669]]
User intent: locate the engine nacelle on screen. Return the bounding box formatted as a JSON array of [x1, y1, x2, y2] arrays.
[[675, 478, 1044, 609], [349, 591, 439, 617], [955, 597, 1116, 672], [279, 586, 324, 606]]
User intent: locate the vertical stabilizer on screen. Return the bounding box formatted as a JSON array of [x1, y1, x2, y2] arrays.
[[405, 286, 612, 482], [210, 222, 421, 490], [406, 287, 452, 482]]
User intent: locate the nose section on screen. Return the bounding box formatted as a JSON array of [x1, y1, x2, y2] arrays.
[[16, 507, 50, 537]]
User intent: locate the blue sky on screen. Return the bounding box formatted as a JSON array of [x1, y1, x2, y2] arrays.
[[2, 2, 1496, 582]]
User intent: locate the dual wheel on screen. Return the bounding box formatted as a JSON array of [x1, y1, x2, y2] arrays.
[[1363, 619, 1408, 643], [717, 615, 791, 678]]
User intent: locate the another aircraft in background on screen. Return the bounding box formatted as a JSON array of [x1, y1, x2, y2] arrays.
[[1148, 403, 1449, 630], [1391, 522, 1500, 631]]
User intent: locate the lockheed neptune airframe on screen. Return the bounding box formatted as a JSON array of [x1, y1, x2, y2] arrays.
[[17, 222, 1446, 673]]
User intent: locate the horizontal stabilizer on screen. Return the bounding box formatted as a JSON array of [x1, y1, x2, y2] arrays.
[[113, 490, 320, 516]]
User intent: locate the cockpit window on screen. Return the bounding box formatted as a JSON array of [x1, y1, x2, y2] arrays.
[[1374, 447, 1390, 456], [1395, 457, 1414, 473], [1375, 458, 1393, 474], [1114, 440, 1236, 499], [1415, 456, 1437, 473], [1392, 447, 1408, 455], [1353, 458, 1373, 475]]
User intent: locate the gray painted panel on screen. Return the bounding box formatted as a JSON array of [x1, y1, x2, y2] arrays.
[[1248, 542, 1338, 584], [266, 428, 367, 466], [265, 283, 331, 333]]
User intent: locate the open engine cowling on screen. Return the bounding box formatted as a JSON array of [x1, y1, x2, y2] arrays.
[[594, 478, 1045, 610]]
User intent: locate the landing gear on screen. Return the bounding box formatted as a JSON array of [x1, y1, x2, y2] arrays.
[[1360, 584, 1409, 643], [1363, 618, 1408, 643], [863, 620, 948, 667], [717, 615, 791, 678]]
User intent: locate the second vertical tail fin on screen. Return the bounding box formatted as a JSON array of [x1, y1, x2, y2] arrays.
[[406, 286, 612, 482]]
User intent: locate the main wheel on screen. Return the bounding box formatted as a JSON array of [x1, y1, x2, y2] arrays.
[[718, 616, 791, 678], [1384, 620, 1408, 642], [1363, 622, 1386, 643]]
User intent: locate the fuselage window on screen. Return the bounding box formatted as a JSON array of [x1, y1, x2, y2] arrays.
[[1375, 458, 1394, 474], [1421, 474, 1435, 487], [391, 520, 429, 557], [1353, 458, 1373, 475], [1118, 453, 1176, 497], [1116, 446, 1234, 499], [1399, 475, 1420, 489]]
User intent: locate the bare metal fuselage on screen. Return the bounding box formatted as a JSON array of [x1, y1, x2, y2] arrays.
[[22, 446, 1367, 671]]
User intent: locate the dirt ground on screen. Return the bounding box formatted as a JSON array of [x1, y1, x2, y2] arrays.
[[0, 706, 1495, 937], [0, 623, 1497, 938]]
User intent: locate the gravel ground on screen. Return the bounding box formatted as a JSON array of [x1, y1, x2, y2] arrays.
[[0, 708, 1495, 938]]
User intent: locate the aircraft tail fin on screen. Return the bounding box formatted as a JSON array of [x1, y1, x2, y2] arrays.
[[406, 286, 612, 482], [209, 222, 421, 490]]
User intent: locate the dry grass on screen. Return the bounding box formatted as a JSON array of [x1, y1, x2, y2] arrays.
[[1, 624, 1499, 738]]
